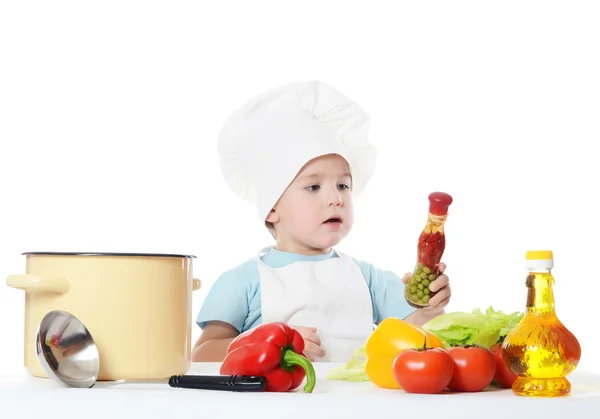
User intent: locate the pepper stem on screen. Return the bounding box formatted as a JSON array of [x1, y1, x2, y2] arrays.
[[282, 350, 316, 393]]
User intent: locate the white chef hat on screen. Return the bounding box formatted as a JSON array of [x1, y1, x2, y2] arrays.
[[217, 80, 377, 223]]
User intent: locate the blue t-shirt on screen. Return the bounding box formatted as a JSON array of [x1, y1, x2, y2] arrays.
[[195, 247, 415, 333]]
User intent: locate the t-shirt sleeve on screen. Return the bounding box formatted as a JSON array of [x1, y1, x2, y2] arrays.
[[352, 258, 416, 324], [195, 259, 255, 333]]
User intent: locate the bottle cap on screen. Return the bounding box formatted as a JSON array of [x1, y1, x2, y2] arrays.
[[525, 250, 554, 269], [428, 192, 453, 216]]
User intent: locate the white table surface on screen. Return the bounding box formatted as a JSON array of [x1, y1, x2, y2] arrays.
[[1, 362, 600, 419]]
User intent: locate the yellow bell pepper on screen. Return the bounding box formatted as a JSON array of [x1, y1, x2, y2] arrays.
[[365, 317, 444, 389]]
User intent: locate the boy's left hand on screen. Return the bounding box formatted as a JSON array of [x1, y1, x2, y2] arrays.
[[402, 262, 451, 312]]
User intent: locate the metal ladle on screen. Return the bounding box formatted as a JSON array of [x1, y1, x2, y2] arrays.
[[36, 310, 266, 391]]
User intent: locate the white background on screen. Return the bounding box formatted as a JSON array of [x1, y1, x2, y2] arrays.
[[1, 1, 598, 375]]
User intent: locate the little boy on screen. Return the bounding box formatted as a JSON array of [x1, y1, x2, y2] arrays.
[[193, 81, 451, 362]]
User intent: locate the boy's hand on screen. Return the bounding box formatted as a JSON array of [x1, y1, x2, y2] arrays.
[[401, 262, 451, 312], [290, 325, 326, 361]]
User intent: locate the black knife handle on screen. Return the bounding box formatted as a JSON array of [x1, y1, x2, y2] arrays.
[[168, 374, 267, 392]]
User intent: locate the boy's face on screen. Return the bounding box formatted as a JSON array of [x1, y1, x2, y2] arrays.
[[266, 154, 354, 254]]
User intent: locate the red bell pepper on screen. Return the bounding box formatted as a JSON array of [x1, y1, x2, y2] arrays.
[[219, 322, 316, 393]]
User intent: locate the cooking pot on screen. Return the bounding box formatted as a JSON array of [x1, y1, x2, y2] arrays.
[[6, 252, 201, 380]]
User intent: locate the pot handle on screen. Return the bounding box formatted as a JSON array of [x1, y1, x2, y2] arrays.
[[6, 274, 71, 294], [193, 278, 202, 291]]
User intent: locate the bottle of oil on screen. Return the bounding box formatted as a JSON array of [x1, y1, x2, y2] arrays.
[[502, 250, 581, 397], [404, 192, 453, 308]]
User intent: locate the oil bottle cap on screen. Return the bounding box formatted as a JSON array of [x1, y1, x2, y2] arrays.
[[428, 192, 453, 216], [525, 250, 554, 269]]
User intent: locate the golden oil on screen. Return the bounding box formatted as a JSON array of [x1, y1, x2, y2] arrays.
[[502, 250, 581, 397]]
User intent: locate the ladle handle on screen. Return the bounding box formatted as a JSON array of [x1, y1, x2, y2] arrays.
[[168, 374, 267, 392]]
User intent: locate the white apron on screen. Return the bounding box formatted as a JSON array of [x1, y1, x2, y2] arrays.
[[257, 247, 374, 362]]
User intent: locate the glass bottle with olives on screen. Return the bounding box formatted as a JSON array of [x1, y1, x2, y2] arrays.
[[404, 192, 453, 309]]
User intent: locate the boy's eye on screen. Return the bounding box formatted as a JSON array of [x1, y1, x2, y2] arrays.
[[338, 184, 350, 191], [306, 185, 320, 192]]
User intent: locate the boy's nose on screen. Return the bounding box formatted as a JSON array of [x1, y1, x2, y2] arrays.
[[326, 189, 343, 206]]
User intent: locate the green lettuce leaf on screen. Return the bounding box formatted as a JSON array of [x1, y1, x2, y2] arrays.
[[325, 344, 370, 381], [423, 306, 524, 348]]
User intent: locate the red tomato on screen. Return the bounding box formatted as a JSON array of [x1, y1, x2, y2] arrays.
[[491, 343, 518, 388], [447, 346, 496, 392], [392, 347, 454, 394]]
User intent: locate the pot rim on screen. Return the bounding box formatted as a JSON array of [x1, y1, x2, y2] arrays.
[[21, 251, 197, 258]]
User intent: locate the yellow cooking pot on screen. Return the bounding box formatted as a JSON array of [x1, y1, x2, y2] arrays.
[[6, 251, 201, 380]]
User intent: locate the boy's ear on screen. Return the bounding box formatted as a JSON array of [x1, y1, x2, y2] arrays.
[[265, 209, 279, 223]]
